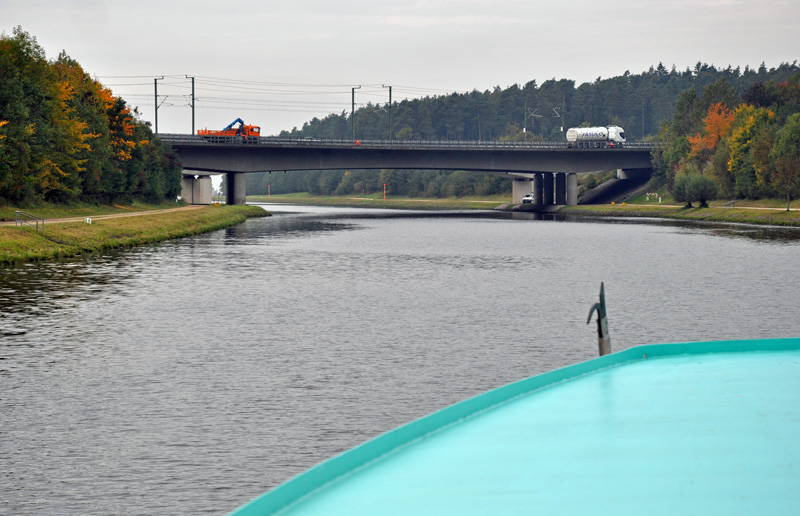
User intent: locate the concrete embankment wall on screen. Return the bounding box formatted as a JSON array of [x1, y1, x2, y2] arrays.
[[579, 175, 650, 205]]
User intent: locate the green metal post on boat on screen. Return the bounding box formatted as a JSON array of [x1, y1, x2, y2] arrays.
[[587, 282, 611, 356]]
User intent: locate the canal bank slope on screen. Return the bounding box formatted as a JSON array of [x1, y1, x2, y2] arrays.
[[253, 193, 800, 227], [557, 203, 800, 227], [0, 205, 269, 265]]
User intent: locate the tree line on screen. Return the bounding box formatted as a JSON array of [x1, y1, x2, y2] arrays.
[[0, 27, 182, 206], [247, 61, 800, 198], [246, 169, 512, 199], [653, 75, 800, 209]]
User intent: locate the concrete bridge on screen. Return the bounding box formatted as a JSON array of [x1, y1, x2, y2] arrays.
[[159, 135, 654, 206]]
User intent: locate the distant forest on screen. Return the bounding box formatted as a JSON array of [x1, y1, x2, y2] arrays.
[[0, 28, 182, 206], [247, 62, 800, 198]]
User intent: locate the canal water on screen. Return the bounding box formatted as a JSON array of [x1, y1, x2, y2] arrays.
[[2, 204, 799, 515]]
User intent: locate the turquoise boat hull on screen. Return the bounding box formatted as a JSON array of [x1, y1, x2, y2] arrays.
[[229, 338, 800, 515]]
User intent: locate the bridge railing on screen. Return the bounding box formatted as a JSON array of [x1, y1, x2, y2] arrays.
[[157, 134, 654, 151]]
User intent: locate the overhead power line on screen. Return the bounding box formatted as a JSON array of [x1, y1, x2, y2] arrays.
[[99, 75, 464, 96], [99, 75, 474, 123]]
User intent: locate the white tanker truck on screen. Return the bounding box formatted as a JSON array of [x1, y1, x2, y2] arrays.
[[566, 126, 626, 148]]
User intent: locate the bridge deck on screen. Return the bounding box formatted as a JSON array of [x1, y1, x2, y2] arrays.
[[161, 134, 654, 176], [158, 134, 654, 151]]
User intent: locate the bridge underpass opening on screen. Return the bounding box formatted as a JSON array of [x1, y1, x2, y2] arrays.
[[511, 172, 578, 206], [208, 168, 642, 207]]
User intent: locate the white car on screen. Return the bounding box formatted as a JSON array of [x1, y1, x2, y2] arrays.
[[522, 193, 534, 204]]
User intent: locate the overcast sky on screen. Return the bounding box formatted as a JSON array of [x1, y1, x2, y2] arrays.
[[2, 0, 798, 135]]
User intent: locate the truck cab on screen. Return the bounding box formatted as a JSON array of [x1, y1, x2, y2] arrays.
[[608, 126, 626, 145]]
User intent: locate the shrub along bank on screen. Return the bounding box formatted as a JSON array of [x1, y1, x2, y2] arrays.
[[0, 205, 269, 264]]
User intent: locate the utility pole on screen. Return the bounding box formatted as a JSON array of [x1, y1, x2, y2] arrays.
[[382, 84, 392, 142], [525, 106, 541, 141], [351, 86, 361, 140], [186, 75, 195, 135], [154, 76, 164, 134], [553, 107, 562, 140]]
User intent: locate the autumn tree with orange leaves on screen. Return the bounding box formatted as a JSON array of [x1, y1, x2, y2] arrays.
[[658, 73, 800, 201], [0, 27, 181, 206], [687, 103, 734, 162]]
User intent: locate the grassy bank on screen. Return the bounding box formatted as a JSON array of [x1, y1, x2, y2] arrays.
[[0, 200, 188, 222], [250, 192, 800, 227], [623, 190, 800, 210], [0, 205, 269, 265], [560, 204, 800, 226], [248, 192, 509, 210]]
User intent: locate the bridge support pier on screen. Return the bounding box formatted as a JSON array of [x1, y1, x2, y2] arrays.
[[543, 173, 554, 206], [567, 173, 578, 205], [226, 172, 247, 205], [512, 178, 534, 204], [555, 173, 567, 205], [533, 174, 544, 205], [181, 174, 212, 205]]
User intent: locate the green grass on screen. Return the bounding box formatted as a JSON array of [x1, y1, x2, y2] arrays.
[[0, 200, 187, 222], [623, 191, 800, 210], [0, 205, 269, 265], [561, 204, 800, 226], [248, 193, 510, 210], [249, 192, 800, 227]]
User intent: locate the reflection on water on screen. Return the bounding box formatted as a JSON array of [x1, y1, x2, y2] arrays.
[[560, 214, 800, 244], [2, 204, 800, 515]]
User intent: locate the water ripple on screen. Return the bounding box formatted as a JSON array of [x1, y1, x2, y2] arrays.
[[2, 206, 800, 515]]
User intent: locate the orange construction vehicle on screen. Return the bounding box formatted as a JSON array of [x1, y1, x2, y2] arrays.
[[197, 118, 262, 142]]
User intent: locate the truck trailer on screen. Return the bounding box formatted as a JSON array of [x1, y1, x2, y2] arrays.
[[566, 126, 626, 148]]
